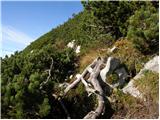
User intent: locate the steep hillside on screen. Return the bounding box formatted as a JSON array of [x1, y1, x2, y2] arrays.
[[1, 1, 159, 119], [22, 11, 93, 55]]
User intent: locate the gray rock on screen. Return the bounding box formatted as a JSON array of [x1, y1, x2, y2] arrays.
[[75, 45, 81, 54], [143, 56, 159, 73], [122, 80, 143, 99], [114, 67, 129, 88], [122, 56, 159, 99]]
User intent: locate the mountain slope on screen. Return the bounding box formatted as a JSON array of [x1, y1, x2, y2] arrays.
[[1, 1, 159, 119]]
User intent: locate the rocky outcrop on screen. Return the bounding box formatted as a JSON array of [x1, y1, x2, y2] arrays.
[[75, 45, 81, 54], [67, 40, 81, 54], [67, 40, 75, 48], [122, 80, 143, 99], [143, 55, 159, 73], [114, 67, 129, 88], [122, 56, 159, 99]]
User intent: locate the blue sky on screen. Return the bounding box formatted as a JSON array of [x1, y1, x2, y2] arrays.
[[1, 1, 83, 58]]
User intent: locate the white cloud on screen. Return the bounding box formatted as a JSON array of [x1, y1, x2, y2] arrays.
[[1, 25, 36, 58], [2, 25, 34, 45]]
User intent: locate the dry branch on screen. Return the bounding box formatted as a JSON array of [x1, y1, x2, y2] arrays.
[[84, 58, 105, 119], [55, 56, 129, 119], [63, 58, 98, 96], [40, 57, 54, 89]]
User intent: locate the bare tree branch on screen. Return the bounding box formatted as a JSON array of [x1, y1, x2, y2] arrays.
[[40, 57, 54, 89], [53, 56, 129, 119]]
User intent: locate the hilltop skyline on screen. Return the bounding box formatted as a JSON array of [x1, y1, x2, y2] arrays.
[[1, 1, 83, 57]]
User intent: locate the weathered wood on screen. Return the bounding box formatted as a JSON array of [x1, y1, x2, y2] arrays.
[[40, 57, 54, 89], [100, 57, 120, 83], [84, 58, 105, 119], [63, 58, 98, 95], [64, 76, 81, 95], [55, 56, 129, 119], [61, 57, 111, 119]]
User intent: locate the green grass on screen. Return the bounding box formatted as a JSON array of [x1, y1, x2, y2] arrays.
[[107, 39, 150, 73], [110, 70, 159, 119], [134, 70, 159, 103]]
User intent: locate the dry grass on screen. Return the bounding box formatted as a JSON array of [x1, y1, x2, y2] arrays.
[[111, 89, 159, 119], [79, 41, 109, 72], [134, 70, 159, 104], [109, 39, 150, 73], [111, 70, 159, 119], [63, 39, 158, 119]]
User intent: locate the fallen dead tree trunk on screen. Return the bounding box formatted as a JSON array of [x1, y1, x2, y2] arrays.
[[84, 57, 105, 119], [53, 56, 129, 119], [64, 58, 98, 95]]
